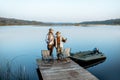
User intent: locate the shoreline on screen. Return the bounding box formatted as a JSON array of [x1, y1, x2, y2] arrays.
[[0, 24, 120, 27]]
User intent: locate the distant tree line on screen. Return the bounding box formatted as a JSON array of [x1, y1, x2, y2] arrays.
[[0, 17, 75, 26], [80, 19, 120, 25], [0, 17, 46, 26], [0, 17, 120, 26]]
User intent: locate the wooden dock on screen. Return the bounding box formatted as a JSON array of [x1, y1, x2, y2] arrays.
[[36, 59, 99, 80]]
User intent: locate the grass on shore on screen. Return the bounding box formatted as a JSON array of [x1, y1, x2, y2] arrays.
[[0, 61, 30, 80]]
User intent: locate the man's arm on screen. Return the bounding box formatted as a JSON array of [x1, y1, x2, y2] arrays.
[[62, 37, 67, 42]]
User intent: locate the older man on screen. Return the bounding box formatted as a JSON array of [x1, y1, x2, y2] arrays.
[[46, 28, 55, 56]]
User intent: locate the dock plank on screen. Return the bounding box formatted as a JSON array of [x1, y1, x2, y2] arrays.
[[36, 59, 99, 80]]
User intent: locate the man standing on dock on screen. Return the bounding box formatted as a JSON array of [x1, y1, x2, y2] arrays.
[[55, 31, 67, 60], [45, 28, 55, 56]]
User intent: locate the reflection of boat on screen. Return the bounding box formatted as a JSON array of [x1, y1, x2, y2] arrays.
[[70, 51, 106, 68]]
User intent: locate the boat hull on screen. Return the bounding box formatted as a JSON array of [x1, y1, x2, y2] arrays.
[[70, 56, 106, 68], [70, 51, 106, 68]]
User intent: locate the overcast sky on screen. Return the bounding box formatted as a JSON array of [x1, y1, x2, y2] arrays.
[[0, 0, 120, 22]]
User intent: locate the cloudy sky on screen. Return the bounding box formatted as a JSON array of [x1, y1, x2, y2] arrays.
[[0, 0, 120, 22]]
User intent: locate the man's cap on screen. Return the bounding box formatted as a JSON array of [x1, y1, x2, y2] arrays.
[[56, 31, 61, 35], [49, 28, 54, 31]]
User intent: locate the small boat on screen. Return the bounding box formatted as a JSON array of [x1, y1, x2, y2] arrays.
[[70, 50, 106, 68]]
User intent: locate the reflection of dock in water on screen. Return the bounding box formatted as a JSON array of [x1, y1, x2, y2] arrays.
[[36, 59, 99, 80]]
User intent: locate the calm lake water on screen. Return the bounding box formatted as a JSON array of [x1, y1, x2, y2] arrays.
[[0, 25, 120, 80]]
